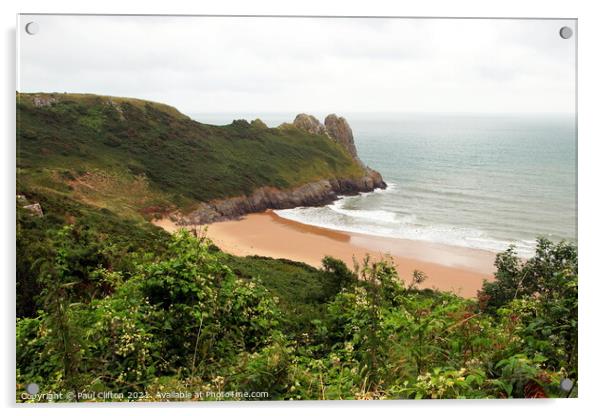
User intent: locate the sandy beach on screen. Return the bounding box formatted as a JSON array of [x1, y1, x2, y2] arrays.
[[154, 211, 496, 298]]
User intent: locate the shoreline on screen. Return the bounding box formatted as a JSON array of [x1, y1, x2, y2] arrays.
[[154, 210, 496, 298]]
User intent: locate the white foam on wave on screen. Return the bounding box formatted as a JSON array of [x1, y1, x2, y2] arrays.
[[329, 203, 398, 223], [275, 198, 537, 258]]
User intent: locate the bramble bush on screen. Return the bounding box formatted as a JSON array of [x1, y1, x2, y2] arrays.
[[16, 225, 577, 401]]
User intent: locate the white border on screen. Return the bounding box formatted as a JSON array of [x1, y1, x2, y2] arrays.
[[2, 1, 601, 415]]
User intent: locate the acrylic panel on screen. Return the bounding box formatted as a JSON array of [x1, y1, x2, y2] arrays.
[[16, 14, 577, 402]]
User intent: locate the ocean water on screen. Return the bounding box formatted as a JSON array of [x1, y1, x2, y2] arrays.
[[194, 113, 577, 257]]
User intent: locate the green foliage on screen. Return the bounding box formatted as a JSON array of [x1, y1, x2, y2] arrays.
[[395, 367, 487, 399], [480, 237, 577, 310], [480, 238, 578, 379], [16, 190, 170, 317], [322, 256, 358, 291], [79, 286, 160, 391], [223, 254, 353, 335], [16, 225, 577, 401], [17, 229, 282, 399]]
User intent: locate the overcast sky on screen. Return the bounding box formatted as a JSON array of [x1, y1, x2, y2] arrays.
[[18, 15, 576, 115]]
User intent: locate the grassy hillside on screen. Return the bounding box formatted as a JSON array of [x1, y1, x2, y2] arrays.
[[17, 92, 365, 218]]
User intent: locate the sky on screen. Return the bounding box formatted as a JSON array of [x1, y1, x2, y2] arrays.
[[18, 15, 576, 115]]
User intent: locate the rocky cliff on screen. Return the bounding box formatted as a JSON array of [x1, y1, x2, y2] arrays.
[[176, 172, 385, 225], [292, 114, 327, 136], [293, 113, 360, 161], [324, 114, 360, 161], [176, 113, 386, 225]]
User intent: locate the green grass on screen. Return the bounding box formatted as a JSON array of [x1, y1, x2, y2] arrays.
[[221, 254, 342, 333]]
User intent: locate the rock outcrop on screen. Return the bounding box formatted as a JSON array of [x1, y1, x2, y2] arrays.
[[23, 203, 44, 217], [293, 113, 361, 163], [32, 95, 59, 108], [293, 114, 327, 135], [250, 118, 268, 129], [17, 195, 44, 217], [174, 113, 386, 225], [324, 114, 359, 160]]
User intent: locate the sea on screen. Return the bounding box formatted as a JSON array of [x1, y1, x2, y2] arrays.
[[193, 113, 577, 257]]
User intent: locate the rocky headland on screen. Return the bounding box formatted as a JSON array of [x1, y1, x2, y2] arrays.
[[174, 114, 386, 226]]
